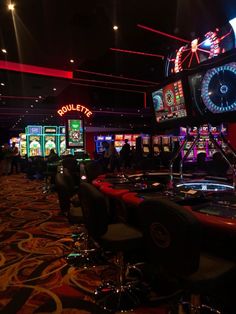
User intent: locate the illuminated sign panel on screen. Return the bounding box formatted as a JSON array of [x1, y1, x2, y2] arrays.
[[27, 126, 42, 134], [66, 119, 84, 148], [43, 126, 57, 134], [57, 104, 92, 118]]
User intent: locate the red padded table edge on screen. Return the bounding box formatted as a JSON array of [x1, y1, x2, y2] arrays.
[[122, 192, 144, 206], [120, 194, 236, 234], [93, 175, 236, 234], [100, 184, 130, 198], [91, 174, 107, 188], [184, 205, 236, 234]]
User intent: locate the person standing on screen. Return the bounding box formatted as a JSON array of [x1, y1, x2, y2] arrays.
[[120, 139, 131, 169], [108, 141, 120, 172], [11, 142, 20, 174], [2, 143, 12, 175]]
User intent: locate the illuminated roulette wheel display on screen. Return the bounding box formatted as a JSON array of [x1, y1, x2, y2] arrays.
[[166, 21, 235, 76], [70, 130, 81, 141], [165, 89, 175, 106], [201, 63, 236, 113]]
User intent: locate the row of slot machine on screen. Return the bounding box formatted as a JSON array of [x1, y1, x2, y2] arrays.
[[126, 124, 228, 160], [11, 126, 74, 157], [94, 134, 140, 154], [180, 124, 227, 161], [94, 133, 184, 157]]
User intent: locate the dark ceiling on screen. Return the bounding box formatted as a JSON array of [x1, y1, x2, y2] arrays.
[[0, 0, 235, 137]]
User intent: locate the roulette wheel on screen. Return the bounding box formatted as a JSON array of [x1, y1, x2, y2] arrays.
[[201, 63, 236, 113]]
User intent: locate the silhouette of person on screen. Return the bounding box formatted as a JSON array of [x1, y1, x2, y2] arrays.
[[120, 139, 131, 169]]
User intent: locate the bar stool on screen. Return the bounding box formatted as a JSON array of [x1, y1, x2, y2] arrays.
[[79, 182, 144, 312], [138, 198, 236, 313]]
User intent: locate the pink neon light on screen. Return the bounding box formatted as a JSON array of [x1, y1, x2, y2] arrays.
[[0, 95, 39, 100], [144, 92, 147, 109], [0, 61, 73, 79], [110, 48, 164, 59], [73, 77, 148, 87], [76, 69, 157, 84], [195, 52, 200, 64], [137, 24, 190, 43], [72, 82, 144, 94]]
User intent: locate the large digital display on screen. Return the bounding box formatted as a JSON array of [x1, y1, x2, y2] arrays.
[[189, 62, 236, 121], [66, 119, 84, 148], [166, 17, 236, 76], [152, 80, 187, 124]]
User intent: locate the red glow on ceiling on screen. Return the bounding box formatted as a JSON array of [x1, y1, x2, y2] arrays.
[[110, 48, 164, 59], [137, 24, 190, 44], [0, 61, 73, 79]]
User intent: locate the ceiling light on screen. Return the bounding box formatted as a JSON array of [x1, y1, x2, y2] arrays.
[[53, 88, 57, 91], [30, 105, 34, 108], [70, 59, 74, 63], [1, 83, 5, 86], [1, 49, 7, 54], [113, 25, 118, 31], [38, 95, 42, 99], [8, 3, 15, 11], [35, 99, 38, 102]]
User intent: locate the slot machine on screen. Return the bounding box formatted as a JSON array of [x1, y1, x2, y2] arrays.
[[58, 126, 66, 156], [152, 135, 162, 156], [19, 133, 27, 156], [43, 126, 58, 157], [141, 134, 151, 157], [180, 126, 197, 160], [209, 124, 228, 157], [208, 125, 221, 157], [114, 134, 124, 153], [130, 134, 139, 150], [161, 136, 171, 153], [171, 136, 180, 153], [196, 125, 209, 158], [94, 135, 114, 154], [26, 126, 43, 157]]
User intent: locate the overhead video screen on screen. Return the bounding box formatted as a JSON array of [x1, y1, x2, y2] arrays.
[[189, 62, 236, 120], [166, 17, 236, 76], [66, 119, 84, 148], [152, 80, 187, 124]]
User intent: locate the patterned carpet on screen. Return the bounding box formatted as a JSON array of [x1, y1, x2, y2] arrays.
[[0, 174, 169, 314]]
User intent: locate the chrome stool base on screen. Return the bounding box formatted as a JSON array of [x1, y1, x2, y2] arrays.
[[95, 282, 142, 312], [66, 248, 105, 268]]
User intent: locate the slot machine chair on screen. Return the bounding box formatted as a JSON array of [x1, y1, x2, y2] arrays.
[[62, 155, 80, 187], [138, 198, 236, 313], [55, 168, 83, 223], [79, 182, 144, 312]]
